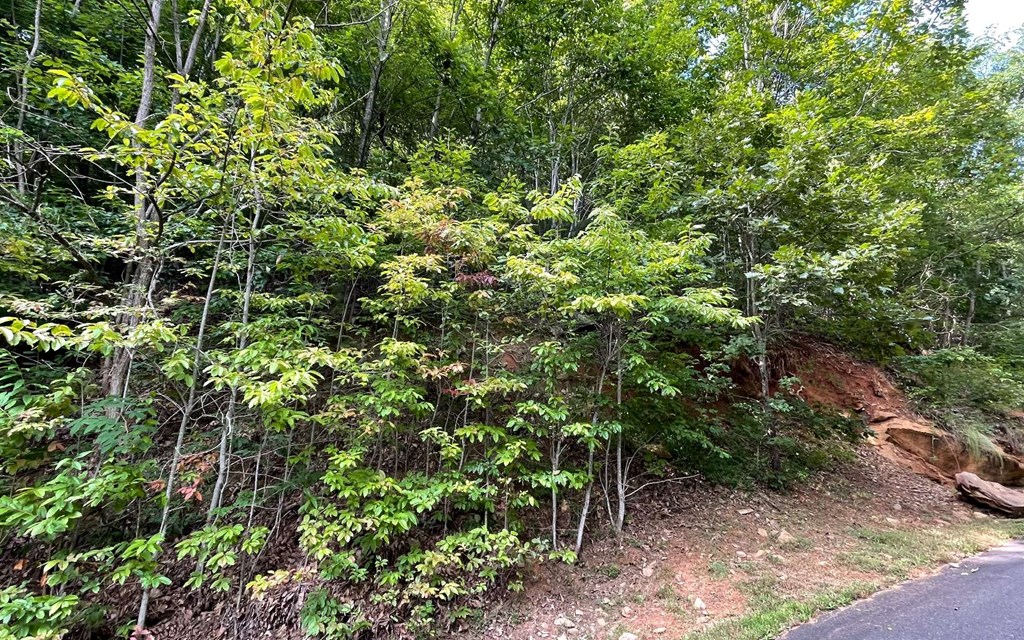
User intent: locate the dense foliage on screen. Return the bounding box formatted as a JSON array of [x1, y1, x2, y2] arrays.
[[1, 0, 1022, 637]]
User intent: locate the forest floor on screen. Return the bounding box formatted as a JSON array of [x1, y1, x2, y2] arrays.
[[469, 448, 1024, 640]]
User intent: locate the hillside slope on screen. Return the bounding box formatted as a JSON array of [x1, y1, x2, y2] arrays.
[[459, 346, 1024, 640], [136, 346, 1023, 640], [786, 343, 1024, 486]]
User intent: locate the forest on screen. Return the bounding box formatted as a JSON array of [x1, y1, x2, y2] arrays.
[[1, 0, 1023, 638]]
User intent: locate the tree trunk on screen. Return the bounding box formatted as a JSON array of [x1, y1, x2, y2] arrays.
[[357, 0, 395, 167], [171, 0, 213, 105], [614, 431, 625, 534], [575, 325, 613, 554], [136, 221, 225, 632], [13, 0, 42, 196], [963, 258, 982, 346], [208, 174, 262, 520], [428, 0, 465, 138], [742, 224, 779, 472], [104, 0, 165, 413], [574, 446, 594, 555], [429, 87, 443, 139], [613, 323, 626, 534], [550, 439, 559, 550], [472, 0, 506, 138]]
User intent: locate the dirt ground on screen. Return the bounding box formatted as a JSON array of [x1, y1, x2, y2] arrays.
[[470, 447, 1020, 640]]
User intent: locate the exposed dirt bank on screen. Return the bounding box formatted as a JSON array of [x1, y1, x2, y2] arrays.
[[785, 343, 1024, 486]]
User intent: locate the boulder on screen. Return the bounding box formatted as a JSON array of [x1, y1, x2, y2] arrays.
[[955, 472, 1024, 517]]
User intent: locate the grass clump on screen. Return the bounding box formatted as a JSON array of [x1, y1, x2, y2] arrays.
[[841, 520, 1024, 579], [708, 560, 730, 579], [683, 582, 876, 640]]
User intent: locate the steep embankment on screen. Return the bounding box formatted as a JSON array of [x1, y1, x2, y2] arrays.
[[785, 342, 1024, 486]]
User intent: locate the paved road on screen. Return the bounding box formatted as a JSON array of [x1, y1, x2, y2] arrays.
[[781, 540, 1024, 640]]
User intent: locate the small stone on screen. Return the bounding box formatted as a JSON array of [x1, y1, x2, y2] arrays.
[[753, 550, 765, 558], [597, 618, 607, 627], [757, 528, 769, 538], [974, 511, 989, 519], [885, 517, 899, 525], [738, 508, 754, 515], [619, 634, 639, 640], [567, 630, 579, 636], [777, 530, 796, 544], [621, 606, 632, 618], [693, 597, 706, 612], [654, 628, 667, 634], [893, 502, 903, 511], [554, 617, 574, 628], [642, 566, 655, 577], [737, 551, 747, 558]]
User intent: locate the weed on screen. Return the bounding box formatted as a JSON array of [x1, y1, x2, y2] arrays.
[[950, 415, 1003, 461], [738, 576, 779, 608], [708, 560, 730, 579], [735, 561, 759, 574], [625, 536, 646, 550], [779, 536, 814, 552], [689, 520, 1024, 640], [595, 564, 622, 580], [609, 623, 631, 640], [656, 582, 691, 619], [656, 583, 677, 601]]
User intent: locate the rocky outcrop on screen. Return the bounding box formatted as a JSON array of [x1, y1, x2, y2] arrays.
[[885, 422, 1024, 486], [786, 342, 1024, 487]]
